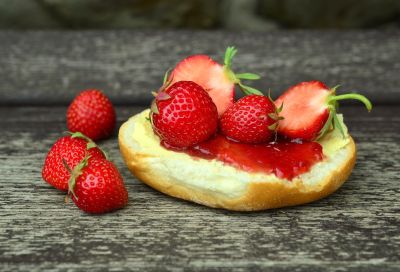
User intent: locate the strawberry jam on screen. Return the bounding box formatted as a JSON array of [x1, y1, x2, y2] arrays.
[[164, 134, 324, 180]]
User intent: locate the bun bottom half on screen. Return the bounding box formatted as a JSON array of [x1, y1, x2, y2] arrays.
[[119, 110, 356, 211]]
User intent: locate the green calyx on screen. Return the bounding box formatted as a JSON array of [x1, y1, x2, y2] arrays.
[[317, 87, 372, 140], [63, 154, 91, 200], [69, 131, 108, 160], [267, 99, 284, 132], [223, 46, 263, 96], [163, 68, 173, 85], [268, 104, 284, 130], [150, 70, 174, 116]]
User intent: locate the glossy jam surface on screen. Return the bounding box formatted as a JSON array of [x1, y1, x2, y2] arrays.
[[164, 134, 324, 180]]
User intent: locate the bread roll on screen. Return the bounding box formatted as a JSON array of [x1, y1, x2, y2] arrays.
[[119, 110, 356, 211]]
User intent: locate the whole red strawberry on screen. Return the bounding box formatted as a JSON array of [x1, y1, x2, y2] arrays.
[[67, 89, 116, 141], [42, 132, 106, 191], [150, 81, 218, 148], [275, 81, 372, 141], [220, 95, 281, 144], [68, 156, 128, 214]]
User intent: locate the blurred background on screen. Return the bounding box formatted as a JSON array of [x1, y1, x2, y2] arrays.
[[1, 0, 400, 30]]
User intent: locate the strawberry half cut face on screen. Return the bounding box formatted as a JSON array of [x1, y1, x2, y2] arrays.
[[276, 81, 331, 141], [275, 81, 372, 141], [170, 55, 234, 116]]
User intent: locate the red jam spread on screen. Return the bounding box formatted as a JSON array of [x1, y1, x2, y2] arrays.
[[162, 134, 324, 180]]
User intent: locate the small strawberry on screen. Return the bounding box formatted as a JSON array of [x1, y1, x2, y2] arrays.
[[169, 46, 263, 115], [220, 95, 282, 144], [275, 81, 372, 141], [67, 89, 116, 141], [67, 156, 128, 214], [42, 132, 107, 191], [150, 81, 218, 148]]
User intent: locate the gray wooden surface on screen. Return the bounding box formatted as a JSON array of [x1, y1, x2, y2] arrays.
[[0, 31, 399, 271], [1, 106, 399, 272], [0, 30, 399, 106]]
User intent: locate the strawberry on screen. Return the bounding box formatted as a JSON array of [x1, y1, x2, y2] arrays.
[[67, 156, 128, 214], [67, 89, 116, 141], [150, 81, 218, 148], [42, 132, 107, 191], [220, 95, 282, 144], [169, 46, 263, 115], [275, 81, 372, 141]]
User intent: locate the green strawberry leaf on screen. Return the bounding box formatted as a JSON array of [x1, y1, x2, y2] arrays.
[[67, 154, 91, 200], [238, 83, 264, 96], [235, 73, 261, 80], [163, 68, 172, 84], [150, 99, 159, 114], [332, 112, 346, 138], [316, 109, 334, 140], [224, 46, 238, 68]]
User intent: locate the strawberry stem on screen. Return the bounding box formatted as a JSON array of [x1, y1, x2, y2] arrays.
[[318, 90, 372, 140], [223, 46, 263, 96], [328, 93, 372, 112]]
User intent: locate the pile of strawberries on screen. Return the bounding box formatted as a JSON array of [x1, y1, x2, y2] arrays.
[[42, 46, 371, 214], [150, 47, 372, 148], [42, 90, 128, 214]]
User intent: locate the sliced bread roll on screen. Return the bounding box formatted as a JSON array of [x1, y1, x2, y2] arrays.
[[119, 109, 356, 211]]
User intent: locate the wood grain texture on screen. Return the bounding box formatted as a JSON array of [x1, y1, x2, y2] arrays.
[[0, 105, 399, 271], [0, 30, 399, 106]]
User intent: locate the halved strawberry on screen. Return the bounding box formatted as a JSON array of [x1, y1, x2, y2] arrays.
[[169, 47, 262, 115], [275, 81, 372, 141]]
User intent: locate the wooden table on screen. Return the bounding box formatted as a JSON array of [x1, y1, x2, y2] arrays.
[[0, 31, 399, 271]]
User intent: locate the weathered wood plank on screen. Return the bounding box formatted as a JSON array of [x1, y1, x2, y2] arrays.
[[0, 31, 399, 106], [0, 105, 399, 271]]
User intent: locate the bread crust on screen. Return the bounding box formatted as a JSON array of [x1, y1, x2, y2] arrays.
[[119, 114, 356, 211]]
